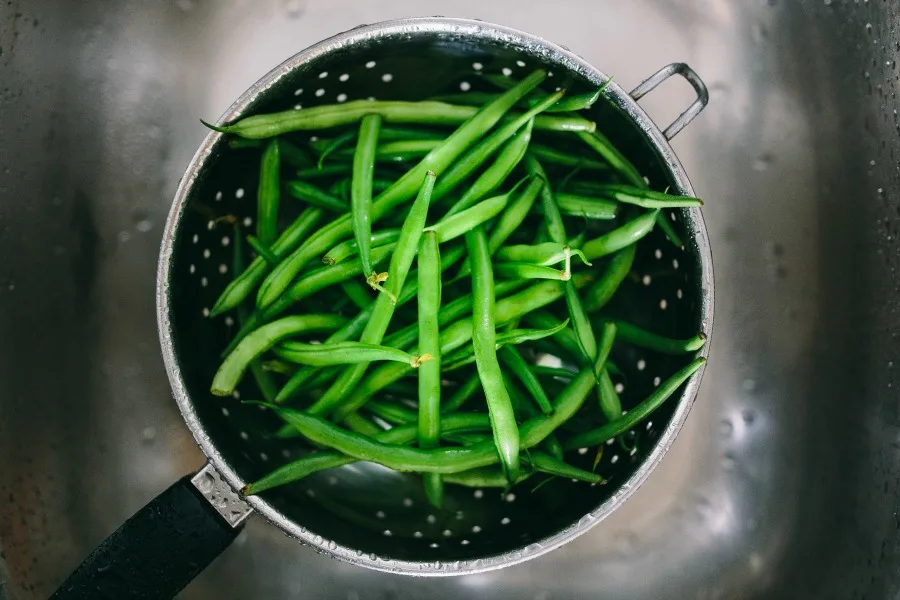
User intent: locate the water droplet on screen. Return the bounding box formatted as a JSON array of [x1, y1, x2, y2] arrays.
[[742, 409, 757, 425], [742, 379, 757, 392], [753, 154, 773, 171], [135, 219, 153, 233], [720, 419, 734, 437], [282, 0, 305, 18], [141, 426, 157, 442]]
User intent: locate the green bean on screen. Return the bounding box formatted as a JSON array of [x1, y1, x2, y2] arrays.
[[343, 412, 383, 437], [525, 156, 567, 245], [203, 94, 592, 138], [444, 119, 534, 217], [499, 346, 552, 414], [244, 413, 493, 495], [311, 127, 445, 154], [246, 234, 279, 265], [330, 177, 395, 201], [441, 373, 482, 413], [351, 114, 382, 278], [316, 130, 356, 168], [336, 139, 441, 162], [306, 172, 435, 416], [286, 180, 348, 212], [503, 372, 538, 419], [467, 227, 520, 480], [529, 453, 603, 483], [524, 310, 585, 363], [211, 314, 347, 396], [432, 89, 564, 201], [555, 193, 618, 220], [444, 467, 531, 488], [597, 368, 622, 423], [329, 279, 572, 422], [612, 320, 707, 355], [417, 232, 444, 507], [495, 262, 569, 281], [322, 229, 400, 265], [563, 357, 706, 450], [273, 341, 430, 368], [433, 87, 602, 114], [583, 244, 636, 312], [496, 243, 591, 268], [427, 193, 508, 243], [255, 72, 548, 309], [278, 139, 315, 168], [528, 143, 608, 170], [542, 434, 565, 461], [296, 164, 352, 179], [366, 400, 417, 424], [533, 365, 578, 379], [261, 360, 295, 376], [262, 243, 395, 319], [582, 210, 658, 260], [588, 184, 703, 209], [257, 140, 281, 245], [210, 208, 323, 317], [564, 281, 597, 363], [340, 280, 372, 310], [576, 130, 645, 189]]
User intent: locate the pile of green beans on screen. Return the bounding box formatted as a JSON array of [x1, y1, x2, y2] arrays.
[[205, 69, 707, 507]]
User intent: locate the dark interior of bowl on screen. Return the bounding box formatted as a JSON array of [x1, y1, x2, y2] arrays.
[[164, 30, 708, 564]]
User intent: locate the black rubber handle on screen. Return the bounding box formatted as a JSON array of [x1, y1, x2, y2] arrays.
[[50, 474, 242, 600]]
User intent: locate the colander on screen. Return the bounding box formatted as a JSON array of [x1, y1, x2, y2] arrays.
[[50, 16, 713, 600]]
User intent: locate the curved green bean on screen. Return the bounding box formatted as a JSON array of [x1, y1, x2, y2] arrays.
[[211, 314, 348, 396], [597, 368, 622, 423], [530, 453, 604, 483], [467, 226, 520, 480], [286, 180, 348, 212], [495, 262, 569, 281], [583, 243, 637, 313], [582, 210, 659, 260], [246, 234, 279, 266], [563, 357, 706, 450], [525, 156, 567, 245], [352, 114, 381, 278]]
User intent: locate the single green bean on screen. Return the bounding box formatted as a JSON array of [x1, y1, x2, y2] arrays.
[[330, 177, 395, 201], [582, 210, 658, 260], [529, 453, 604, 483], [352, 114, 382, 277], [366, 400, 418, 424], [529, 143, 608, 170], [555, 193, 618, 220], [286, 180, 348, 212], [245, 413, 493, 495], [499, 345, 553, 414], [274, 341, 430, 368], [427, 193, 509, 243], [296, 164, 352, 179], [256, 71, 548, 309], [336, 139, 441, 162], [322, 229, 400, 265], [597, 368, 622, 423], [261, 360, 295, 376], [433, 87, 602, 114], [589, 184, 703, 209], [246, 235, 279, 265], [211, 314, 348, 396], [525, 156, 567, 245], [262, 243, 395, 319], [340, 280, 372, 310], [583, 244, 636, 312], [256, 140, 281, 245], [542, 434, 565, 461], [495, 262, 569, 281], [576, 130, 645, 189], [441, 373, 482, 414], [203, 95, 592, 138], [316, 130, 356, 168], [612, 320, 707, 355], [444, 119, 534, 217], [564, 281, 597, 363], [417, 231, 444, 507], [432, 89, 564, 202], [563, 357, 706, 449], [210, 208, 323, 317], [444, 468, 531, 488], [467, 227, 520, 479], [306, 172, 436, 416], [496, 242, 591, 268]]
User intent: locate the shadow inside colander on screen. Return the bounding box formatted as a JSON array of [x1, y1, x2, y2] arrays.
[[165, 33, 705, 563]]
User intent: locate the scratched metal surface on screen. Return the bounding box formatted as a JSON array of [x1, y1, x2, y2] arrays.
[[2, 1, 900, 599]]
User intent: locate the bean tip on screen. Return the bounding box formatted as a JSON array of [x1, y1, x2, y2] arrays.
[[200, 118, 229, 134]]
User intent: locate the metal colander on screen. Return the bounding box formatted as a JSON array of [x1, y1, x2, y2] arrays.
[[157, 16, 713, 576]]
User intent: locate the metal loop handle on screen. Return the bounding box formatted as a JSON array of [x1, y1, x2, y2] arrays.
[[630, 63, 709, 141]]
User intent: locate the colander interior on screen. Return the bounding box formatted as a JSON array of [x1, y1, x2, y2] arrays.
[[163, 27, 708, 566]]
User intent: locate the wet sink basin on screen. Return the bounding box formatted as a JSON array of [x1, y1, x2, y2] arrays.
[[2, 1, 900, 599]]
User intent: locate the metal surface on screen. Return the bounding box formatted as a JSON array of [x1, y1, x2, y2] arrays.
[[1, 0, 899, 598], [190, 464, 252, 528], [158, 16, 711, 576]]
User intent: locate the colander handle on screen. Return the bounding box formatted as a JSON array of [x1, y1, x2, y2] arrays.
[[49, 466, 248, 600], [630, 63, 709, 140]]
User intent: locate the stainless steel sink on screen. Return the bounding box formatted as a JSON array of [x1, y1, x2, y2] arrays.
[[2, 1, 899, 598]]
